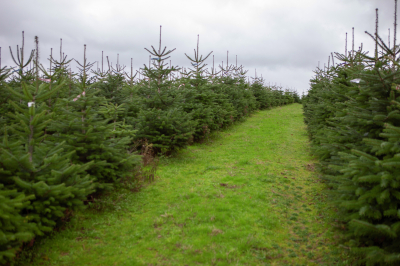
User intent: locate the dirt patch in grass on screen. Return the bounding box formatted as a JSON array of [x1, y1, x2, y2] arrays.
[[219, 183, 243, 189]]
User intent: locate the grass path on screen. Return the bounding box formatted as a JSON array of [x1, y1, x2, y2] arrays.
[[26, 104, 342, 266]]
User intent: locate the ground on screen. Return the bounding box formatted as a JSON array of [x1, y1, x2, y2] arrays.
[[21, 104, 350, 266]]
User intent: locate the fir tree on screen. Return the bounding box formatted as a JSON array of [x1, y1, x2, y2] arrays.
[[179, 35, 219, 139], [0, 36, 95, 263], [49, 44, 140, 188], [250, 76, 273, 109], [0, 183, 36, 264], [119, 58, 141, 125], [134, 26, 195, 153], [0, 47, 13, 132], [94, 53, 126, 105]]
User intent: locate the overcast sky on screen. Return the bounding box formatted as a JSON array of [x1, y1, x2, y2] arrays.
[[0, 0, 396, 94]]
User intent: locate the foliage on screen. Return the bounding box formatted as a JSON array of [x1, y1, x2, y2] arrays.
[[15, 105, 346, 266], [0, 30, 299, 265], [303, 9, 400, 263]]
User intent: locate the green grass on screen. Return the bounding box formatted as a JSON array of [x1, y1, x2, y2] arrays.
[[19, 104, 350, 265]]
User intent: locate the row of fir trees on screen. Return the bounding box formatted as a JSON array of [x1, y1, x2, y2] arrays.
[[303, 4, 400, 265], [0, 30, 300, 264]]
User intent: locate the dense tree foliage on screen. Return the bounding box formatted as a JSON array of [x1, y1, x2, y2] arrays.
[[303, 11, 400, 264], [0, 31, 300, 264]]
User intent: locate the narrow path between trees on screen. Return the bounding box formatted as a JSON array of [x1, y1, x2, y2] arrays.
[[27, 104, 342, 266]]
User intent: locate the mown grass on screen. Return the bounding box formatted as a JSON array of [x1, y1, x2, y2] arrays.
[[19, 104, 350, 265]]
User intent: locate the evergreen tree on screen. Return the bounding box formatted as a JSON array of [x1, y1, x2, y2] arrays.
[[179, 35, 220, 140], [119, 58, 141, 124], [49, 45, 140, 188], [0, 183, 35, 264], [93, 53, 126, 105], [134, 26, 195, 153], [0, 47, 13, 134], [0, 36, 95, 263], [250, 76, 272, 109]]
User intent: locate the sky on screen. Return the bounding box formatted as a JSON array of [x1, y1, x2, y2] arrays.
[[0, 0, 397, 94]]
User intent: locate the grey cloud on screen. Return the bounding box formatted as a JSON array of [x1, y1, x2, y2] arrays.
[[1, 0, 398, 94]]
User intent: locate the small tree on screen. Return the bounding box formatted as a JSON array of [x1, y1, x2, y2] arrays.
[[134, 26, 195, 153]]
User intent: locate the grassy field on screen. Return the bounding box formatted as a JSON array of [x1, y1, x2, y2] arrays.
[[20, 104, 348, 266]]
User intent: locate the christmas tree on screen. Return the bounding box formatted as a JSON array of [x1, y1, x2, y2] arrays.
[[0, 36, 95, 263], [49, 44, 140, 188], [134, 26, 195, 153]]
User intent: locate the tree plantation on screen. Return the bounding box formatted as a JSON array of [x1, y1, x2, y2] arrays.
[[0, 28, 299, 265], [4, 1, 400, 264], [303, 1, 400, 264]]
